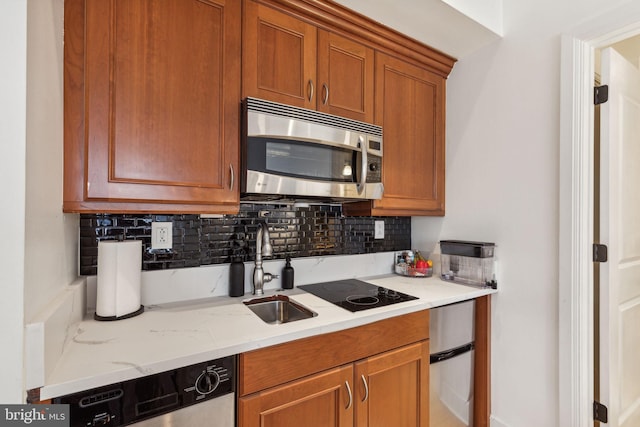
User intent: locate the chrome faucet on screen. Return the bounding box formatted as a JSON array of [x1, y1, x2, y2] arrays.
[[253, 223, 277, 295]]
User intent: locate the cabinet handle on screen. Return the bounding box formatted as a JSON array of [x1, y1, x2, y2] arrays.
[[322, 83, 329, 105], [229, 164, 235, 190], [345, 381, 353, 410], [308, 79, 314, 102], [360, 374, 369, 402]]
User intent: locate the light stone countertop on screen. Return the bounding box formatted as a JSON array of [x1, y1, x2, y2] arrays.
[[39, 275, 496, 400]]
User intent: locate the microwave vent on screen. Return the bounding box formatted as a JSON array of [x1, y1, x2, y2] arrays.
[[245, 97, 382, 137]]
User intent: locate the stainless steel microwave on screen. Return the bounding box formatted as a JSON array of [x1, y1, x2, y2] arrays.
[[241, 97, 384, 201]]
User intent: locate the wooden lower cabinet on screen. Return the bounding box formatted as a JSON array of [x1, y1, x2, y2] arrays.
[[355, 342, 429, 427], [238, 341, 429, 427], [238, 365, 354, 427]]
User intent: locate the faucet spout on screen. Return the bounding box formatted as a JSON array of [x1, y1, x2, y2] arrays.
[[261, 225, 273, 258], [253, 223, 277, 295]]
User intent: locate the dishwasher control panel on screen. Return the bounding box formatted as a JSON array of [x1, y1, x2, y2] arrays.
[[53, 355, 235, 427]]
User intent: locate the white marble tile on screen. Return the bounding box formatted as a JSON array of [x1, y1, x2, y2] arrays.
[[86, 252, 399, 308], [39, 271, 495, 400], [25, 278, 86, 390]]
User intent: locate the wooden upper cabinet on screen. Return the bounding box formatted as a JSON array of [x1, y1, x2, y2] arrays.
[[317, 31, 374, 123], [63, 0, 452, 214], [243, 1, 317, 108], [63, 0, 241, 213], [344, 52, 447, 216], [243, 0, 375, 123]]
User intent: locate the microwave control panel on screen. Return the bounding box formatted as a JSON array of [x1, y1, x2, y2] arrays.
[[367, 156, 382, 183]]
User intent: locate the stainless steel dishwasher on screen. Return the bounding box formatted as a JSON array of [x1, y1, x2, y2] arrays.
[[430, 300, 475, 427], [53, 355, 235, 427]]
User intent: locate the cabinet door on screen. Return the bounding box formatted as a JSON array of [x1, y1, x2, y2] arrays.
[[64, 0, 241, 213], [317, 31, 374, 123], [354, 341, 429, 427], [344, 52, 446, 216], [238, 365, 354, 427], [243, 1, 317, 108], [375, 53, 446, 215]]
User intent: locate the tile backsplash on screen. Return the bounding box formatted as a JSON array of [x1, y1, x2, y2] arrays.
[[79, 203, 411, 275]]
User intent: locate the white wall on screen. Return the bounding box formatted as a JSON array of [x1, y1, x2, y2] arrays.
[[442, 0, 503, 36], [0, 0, 78, 401], [25, 0, 77, 324], [412, 0, 633, 425], [0, 0, 27, 404]]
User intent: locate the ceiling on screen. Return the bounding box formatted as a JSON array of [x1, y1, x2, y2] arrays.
[[610, 34, 640, 68], [333, 0, 502, 59], [334, 2, 640, 67]]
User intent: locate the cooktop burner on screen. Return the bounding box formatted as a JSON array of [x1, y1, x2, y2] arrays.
[[298, 279, 418, 312]]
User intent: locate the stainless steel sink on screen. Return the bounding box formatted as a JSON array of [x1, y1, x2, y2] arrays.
[[244, 294, 317, 324]]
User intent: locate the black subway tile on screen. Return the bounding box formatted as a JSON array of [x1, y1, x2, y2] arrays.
[[79, 205, 411, 272]]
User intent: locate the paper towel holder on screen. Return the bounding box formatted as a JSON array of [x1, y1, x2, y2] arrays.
[[94, 305, 144, 321], [95, 239, 145, 321]]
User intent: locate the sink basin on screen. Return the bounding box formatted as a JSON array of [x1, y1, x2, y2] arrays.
[[244, 294, 317, 324]]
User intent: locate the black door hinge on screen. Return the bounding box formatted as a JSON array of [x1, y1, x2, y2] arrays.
[[593, 243, 608, 263], [594, 401, 608, 423], [595, 85, 609, 105]]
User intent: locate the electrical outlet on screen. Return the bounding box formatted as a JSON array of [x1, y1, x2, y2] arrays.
[[374, 220, 385, 239], [151, 222, 173, 249]]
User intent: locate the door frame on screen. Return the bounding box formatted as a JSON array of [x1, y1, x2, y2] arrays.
[[559, 5, 640, 426]]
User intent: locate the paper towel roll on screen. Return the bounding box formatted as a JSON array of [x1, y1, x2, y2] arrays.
[[96, 240, 143, 319]]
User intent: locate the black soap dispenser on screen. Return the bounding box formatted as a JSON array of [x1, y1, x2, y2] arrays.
[[229, 256, 245, 297], [282, 256, 294, 289]]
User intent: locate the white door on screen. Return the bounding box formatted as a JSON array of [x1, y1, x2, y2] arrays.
[[599, 47, 640, 427]]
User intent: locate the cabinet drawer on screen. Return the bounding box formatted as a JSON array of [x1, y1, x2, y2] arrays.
[[239, 310, 429, 396]]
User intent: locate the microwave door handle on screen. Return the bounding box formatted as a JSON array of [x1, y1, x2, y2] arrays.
[[358, 138, 367, 194]]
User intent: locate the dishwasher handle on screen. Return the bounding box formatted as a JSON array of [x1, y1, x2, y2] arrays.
[[430, 342, 475, 364]]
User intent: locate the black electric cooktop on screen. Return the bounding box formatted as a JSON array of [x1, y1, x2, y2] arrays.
[[298, 279, 418, 312]]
